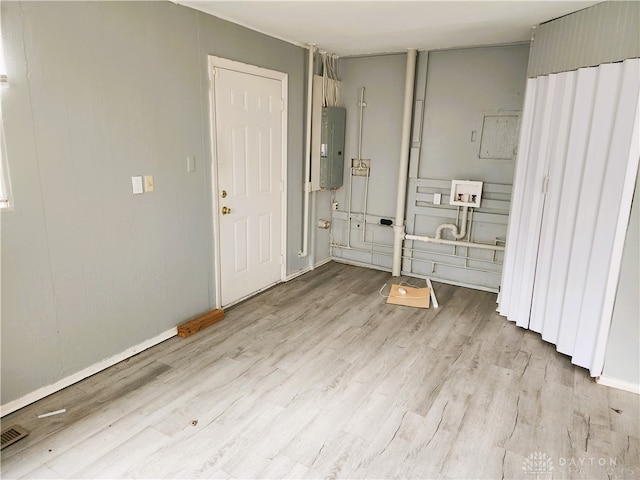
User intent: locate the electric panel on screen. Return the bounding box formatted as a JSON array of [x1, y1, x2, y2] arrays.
[[319, 107, 346, 189]]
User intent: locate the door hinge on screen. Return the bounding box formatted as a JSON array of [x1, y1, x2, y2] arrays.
[[212, 67, 218, 77]]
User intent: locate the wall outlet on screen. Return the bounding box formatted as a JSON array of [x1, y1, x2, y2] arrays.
[[187, 156, 196, 173], [332, 202, 339, 211], [131, 176, 143, 195], [143, 175, 154, 192]]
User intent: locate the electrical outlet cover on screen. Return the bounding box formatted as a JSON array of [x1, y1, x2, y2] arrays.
[[143, 175, 154, 192], [131, 176, 144, 195]]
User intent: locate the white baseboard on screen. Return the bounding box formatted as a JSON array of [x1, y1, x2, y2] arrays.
[[596, 375, 640, 394], [285, 266, 312, 281], [1, 327, 177, 417], [331, 256, 392, 273], [284, 258, 332, 282], [314, 257, 332, 269]]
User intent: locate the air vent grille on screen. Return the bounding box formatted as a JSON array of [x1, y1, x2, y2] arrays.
[[1, 424, 30, 450]]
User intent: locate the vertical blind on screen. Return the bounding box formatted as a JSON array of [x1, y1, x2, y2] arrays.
[[499, 58, 640, 376]]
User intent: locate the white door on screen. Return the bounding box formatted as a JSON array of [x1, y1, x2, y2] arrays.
[[212, 64, 285, 307]]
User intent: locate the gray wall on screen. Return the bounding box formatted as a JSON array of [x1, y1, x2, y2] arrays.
[[528, 1, 640, 77], [331, 45, 529, 291], [603, 172, 639, 385], [1, 1, 306, 405], [330, 54, 406, 269], [419, 46, 529, 184]]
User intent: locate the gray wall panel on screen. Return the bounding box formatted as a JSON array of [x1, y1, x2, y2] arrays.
[[529, 1, 640, 77], [1, 1, 305, 406], [331, 46, 528, 290]]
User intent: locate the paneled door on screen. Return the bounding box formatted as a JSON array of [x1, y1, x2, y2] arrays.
[[211, 60, 286, 307]]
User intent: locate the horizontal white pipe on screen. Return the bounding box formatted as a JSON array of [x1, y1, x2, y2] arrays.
[[330, 220, 504, 261], [332, 243, 502, 275], [405, 234, 505, 251]]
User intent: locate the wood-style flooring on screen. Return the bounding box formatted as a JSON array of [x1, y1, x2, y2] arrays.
[[1, 262, 638, 479]]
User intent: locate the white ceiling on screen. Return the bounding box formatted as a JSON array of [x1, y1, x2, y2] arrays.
[[176, 1, 600, 57]]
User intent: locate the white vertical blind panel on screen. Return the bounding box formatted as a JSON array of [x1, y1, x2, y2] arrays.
[[511, 77, 555, 327], [528, 71, 575, 334], [554, 65, 621, 357], [538, 68, 597, 346], [574, 60, 640, 374], [499, 58, 640, 375], [498, 80, 538, 318], [498, 78, 552, 327]]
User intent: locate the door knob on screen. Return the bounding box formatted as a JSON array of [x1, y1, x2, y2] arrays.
[[221, 206, 232, 215]]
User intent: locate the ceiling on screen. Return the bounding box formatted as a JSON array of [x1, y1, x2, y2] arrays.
[[176, 1, 600, 57]]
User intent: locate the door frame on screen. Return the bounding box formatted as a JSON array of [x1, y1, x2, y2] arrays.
[[208, 55, 288, 308]]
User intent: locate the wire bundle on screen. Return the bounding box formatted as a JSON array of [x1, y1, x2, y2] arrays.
[[321, 52, 341, 107]]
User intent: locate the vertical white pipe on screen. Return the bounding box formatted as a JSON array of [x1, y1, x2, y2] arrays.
[[358, 87, 365, 163], [392, 49, 417, 276], [309, 188, 317, 269], [299, 44, 315, 258]]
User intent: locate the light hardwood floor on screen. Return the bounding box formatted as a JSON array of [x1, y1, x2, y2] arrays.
[[2, 262, 638, 479]]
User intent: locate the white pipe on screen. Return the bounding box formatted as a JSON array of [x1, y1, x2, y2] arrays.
[[309, 188, 317, 268], [405, 233, 506, 251], [331, 243, 502, 275], [425, 278, 438, 308], [392, 49, 418, 276], [299, 44, 315, 258], [362, 167, 371, 242], [346, 165, 353, 248], [358, 87, 366, 163], [435, 206, 468, 240]]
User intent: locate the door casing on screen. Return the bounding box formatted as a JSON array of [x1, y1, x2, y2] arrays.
[[208, 55, 288, 308]]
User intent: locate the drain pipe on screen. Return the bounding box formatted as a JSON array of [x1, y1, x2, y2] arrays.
[[435, 206, 469, 240], [392, 48, 417, 276], [299, 44, 315, 259]]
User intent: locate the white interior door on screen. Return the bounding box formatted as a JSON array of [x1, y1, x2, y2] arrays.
[[212, 63, 285, 307]]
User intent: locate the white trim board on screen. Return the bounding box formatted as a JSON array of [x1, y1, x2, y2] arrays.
[[1, 328, 177, 417], [596, 376, 640, 395], [283, 257, 333, 283]]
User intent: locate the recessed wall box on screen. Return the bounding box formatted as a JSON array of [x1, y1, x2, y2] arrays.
[[450, 180, 483, 207]]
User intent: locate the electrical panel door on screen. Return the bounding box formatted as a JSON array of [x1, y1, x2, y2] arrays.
[[320, 107, 346, 189]]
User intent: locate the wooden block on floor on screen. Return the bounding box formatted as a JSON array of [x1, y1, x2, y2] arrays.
[[177, 309, 224, 338]]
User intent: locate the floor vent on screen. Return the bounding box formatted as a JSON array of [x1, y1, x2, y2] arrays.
[[1, 425, 30, 450]]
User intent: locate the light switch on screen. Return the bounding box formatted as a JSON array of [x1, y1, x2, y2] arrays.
[[131, 176, 143, 195], [433, 193, 441, 205], [187, 156, 196, 173], [144, 175, 154, 192]]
